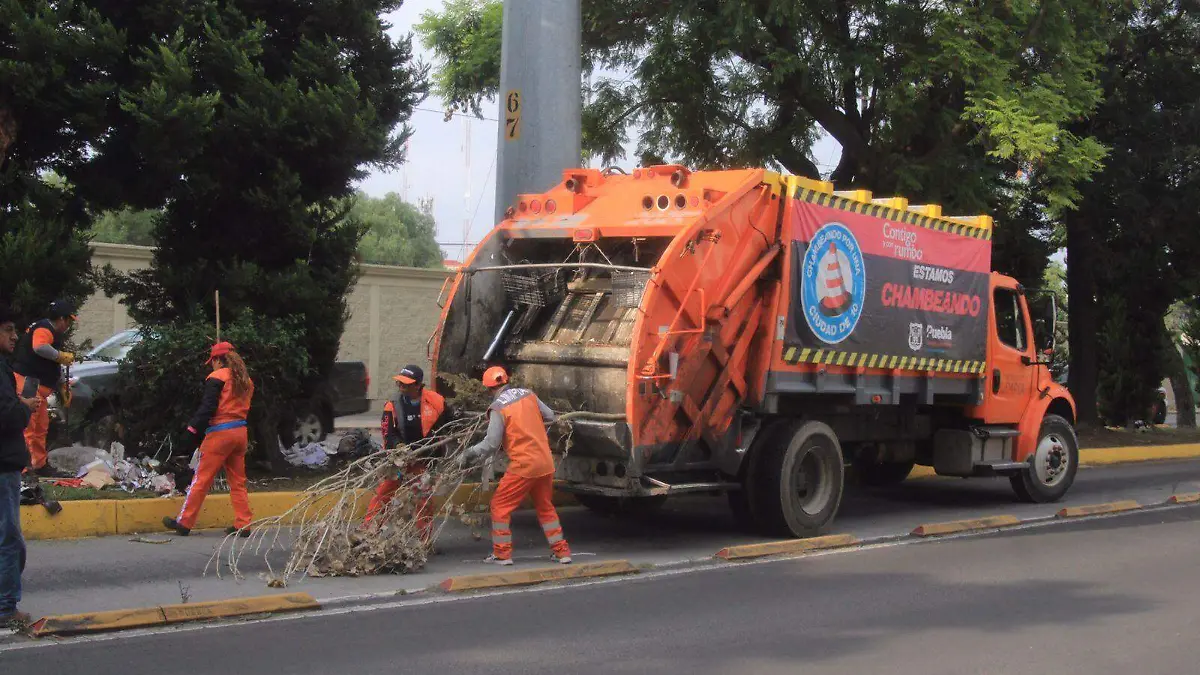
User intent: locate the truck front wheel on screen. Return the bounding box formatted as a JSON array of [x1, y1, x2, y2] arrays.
[[753, 420, 845, 538], [1011, 414, 1079, 503]]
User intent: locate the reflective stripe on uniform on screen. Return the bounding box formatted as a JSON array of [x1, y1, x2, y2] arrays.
[[546, 533, 564, 544], [492, 534, 513, 544], [540, 520, 561, 532]]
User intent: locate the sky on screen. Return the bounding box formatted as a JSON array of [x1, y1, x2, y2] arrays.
[[356, 0, 844, 263]]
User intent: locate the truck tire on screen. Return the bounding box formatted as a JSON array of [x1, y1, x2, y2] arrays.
[[1011, 414, 1079, 503], [856, 460, 915, 487], [752, 420, 845, 538], [575, 494, 667, 518]]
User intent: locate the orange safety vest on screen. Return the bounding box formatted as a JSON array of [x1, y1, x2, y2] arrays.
[[208, 368, 254, 425], [491, 388, 554, 479], [383, 387, 446, 439]]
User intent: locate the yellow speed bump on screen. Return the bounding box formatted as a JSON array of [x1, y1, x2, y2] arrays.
[[1168, 493, 1200, 504], [31, 593, 320, 637], [1056, 500, 1141, 518], [439, 560, 637, 592], [715, 534, 859, 561], [911, 515, 1021, 537]]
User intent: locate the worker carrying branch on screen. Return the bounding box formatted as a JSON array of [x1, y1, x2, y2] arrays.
[[462, 367, 572, 566], [12, 300, 76, 475], [163, 342, 255, 537], [364, 365, 456, 543]]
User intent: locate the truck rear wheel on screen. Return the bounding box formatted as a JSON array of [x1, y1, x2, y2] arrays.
[[1011, 414, 1078, 503], [752, 420, 845, 538]]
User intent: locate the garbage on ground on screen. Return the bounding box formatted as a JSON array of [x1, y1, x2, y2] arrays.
[[80, 470, 115, 489], [281, 439, 334, 468], [47, 444, 180, 496]]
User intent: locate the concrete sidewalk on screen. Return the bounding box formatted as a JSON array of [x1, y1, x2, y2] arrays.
[[18, 458, 1200, 623]]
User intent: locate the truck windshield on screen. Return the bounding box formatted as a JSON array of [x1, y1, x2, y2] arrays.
[[88, 329, 142, 362]]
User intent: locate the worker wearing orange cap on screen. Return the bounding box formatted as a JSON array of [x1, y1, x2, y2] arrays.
[[463, 366, 571, 566], [12, 300, 77, 475], [364, 365, 455, 539], [163, 342, 255, 536]]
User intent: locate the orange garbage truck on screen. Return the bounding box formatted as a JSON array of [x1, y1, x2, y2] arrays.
[[431, 166, 1077, 537]]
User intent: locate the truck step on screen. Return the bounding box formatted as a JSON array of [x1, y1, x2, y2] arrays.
[[971, 426, 1020, 439]]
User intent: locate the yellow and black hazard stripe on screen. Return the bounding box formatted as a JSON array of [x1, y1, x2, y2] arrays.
[[792, 188, 992, 241], [780, 346, 986, 374]]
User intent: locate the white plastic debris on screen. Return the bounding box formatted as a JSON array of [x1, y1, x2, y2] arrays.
[[281, 441, 332, 468]]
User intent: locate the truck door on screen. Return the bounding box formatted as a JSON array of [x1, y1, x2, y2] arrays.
[[984, 281, 1036, 424]]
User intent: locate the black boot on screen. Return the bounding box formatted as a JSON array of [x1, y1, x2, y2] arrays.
[[225, 526, 252, 538], [162, 517, 190, 536]]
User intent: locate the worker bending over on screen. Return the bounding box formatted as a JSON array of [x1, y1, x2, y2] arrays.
[[163, 342, 254, 537], [12, 300, 76, 474], [463, 367, 571, 566], [364, 365, 455, 542]]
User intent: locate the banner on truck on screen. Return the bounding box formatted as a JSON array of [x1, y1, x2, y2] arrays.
[[783, 190, 992, 372]]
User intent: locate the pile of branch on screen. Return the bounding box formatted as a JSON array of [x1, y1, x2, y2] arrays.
[[205, 380, 623, 586], [206, 414, 489, 584]]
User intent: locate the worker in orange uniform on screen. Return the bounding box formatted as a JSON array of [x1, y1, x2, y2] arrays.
[[12, 300, 76, 475], [364, 365, 455, 540], [463, 366, 571, 566], [163, 342, 255, 537]]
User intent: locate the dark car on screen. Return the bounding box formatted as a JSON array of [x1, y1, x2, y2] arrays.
[[47, 328, 370, 449]]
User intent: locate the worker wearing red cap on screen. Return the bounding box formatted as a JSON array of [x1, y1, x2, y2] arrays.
[[12, 300, 77, 474], [364, 365, 455, 540], [163, 342, 255, 536], [463, 366, 571, 565]]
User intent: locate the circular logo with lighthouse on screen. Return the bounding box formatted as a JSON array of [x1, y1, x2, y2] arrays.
[[801, 223, 866, 344]]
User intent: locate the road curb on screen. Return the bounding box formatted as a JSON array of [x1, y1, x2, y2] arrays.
[[21, 482, 576, 541], [714, 534, 859, 561], [1167, 493, 1200, 504], [910, 515, 1021, 537], [1056, 500, 1141, 518], [30, 593, 320, 637], [439, 560, 638, 592]]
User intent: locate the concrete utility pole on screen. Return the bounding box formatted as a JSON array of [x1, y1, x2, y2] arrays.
[[494, 0, 582, 224]]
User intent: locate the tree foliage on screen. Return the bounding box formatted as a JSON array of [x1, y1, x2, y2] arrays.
[[90, 0, 427, 397], [1065, 0, 1200, 424], [116, 314, 310, 460], [417, 0, 1112, 215], [91, 192, 444, 269], [0, 0, 120, 325], [353, 192, 443, 267]]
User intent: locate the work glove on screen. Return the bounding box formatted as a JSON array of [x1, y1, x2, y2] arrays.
[[55, 351, 75, 366]]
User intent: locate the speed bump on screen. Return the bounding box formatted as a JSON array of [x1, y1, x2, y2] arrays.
[[31, 592, 320, 637], [715, 534, 859, 561], [1167, 493, 1200, 504], [910, 515, 1021, 537], [439, 560, 637, 592], [1055, 500, 1140, 518]]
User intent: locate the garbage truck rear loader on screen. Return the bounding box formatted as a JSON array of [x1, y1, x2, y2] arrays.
[[431, 166, 1077, 537]]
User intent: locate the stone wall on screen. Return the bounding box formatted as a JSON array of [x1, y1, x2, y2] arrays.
[[82, 243, 452, 409]]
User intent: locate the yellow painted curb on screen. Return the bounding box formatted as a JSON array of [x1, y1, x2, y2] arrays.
[[22, 482, 577, 541], [31, 592, 319, 637], [715, 534, 859, 561], [439, 560, 638, 592], [1167, 493, 1200, 504], [1056, 500, 1141, 518], [911, 515, 1021, 537], [1082, 443, 1200, 465]]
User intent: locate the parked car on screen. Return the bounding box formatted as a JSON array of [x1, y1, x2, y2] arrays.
[[47, 328, 370, 450]]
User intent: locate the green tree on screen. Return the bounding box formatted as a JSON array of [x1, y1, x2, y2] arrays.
[[417, 0, 1112, 215], [0, 0, 121, 326], [91, 208, 158, 247], [1064, 0, 1200, 425], [353, 192, 444, 267], [87, 0, 427, 461]]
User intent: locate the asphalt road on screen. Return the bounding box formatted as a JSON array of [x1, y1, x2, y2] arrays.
[[8, 505, 1200, 674], [15, 458, 1200, 622]]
